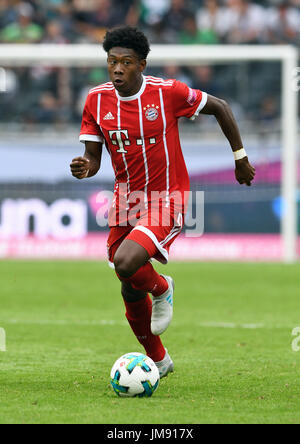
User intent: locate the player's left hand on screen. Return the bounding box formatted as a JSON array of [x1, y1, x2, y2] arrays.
[[235, 157, 256, 186]]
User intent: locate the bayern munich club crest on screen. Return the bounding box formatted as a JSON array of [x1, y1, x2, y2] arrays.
[[144, 104, 159, 121]]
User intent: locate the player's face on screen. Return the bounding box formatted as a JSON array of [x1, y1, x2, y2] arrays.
[[107, 47, 146, 97]]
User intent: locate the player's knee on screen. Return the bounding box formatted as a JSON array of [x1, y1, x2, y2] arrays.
[[114, 251, 136, 278]]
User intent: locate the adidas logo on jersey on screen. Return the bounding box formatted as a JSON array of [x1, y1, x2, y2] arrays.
[[104, 112, 115, 120]]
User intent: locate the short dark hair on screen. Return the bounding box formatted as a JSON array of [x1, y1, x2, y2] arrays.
[[103, 26, 150, 60]]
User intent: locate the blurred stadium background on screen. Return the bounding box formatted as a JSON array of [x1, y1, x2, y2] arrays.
[[0, 0, 299, 262]]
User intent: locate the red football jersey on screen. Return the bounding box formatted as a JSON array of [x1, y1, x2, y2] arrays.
[[79, 75, 207, 225]]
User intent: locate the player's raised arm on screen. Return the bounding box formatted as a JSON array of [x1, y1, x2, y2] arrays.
[[200, 94, 256, 186], [70, 141, 103, 179]]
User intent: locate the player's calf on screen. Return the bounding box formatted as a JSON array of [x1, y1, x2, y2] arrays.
[[121, 281, 147, 303]]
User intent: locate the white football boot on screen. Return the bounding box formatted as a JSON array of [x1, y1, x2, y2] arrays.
[[151, 275, 174, 336], [155, 349, 174, 378]]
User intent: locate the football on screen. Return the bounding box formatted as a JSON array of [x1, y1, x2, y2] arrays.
[[110, 352, 160, 397]]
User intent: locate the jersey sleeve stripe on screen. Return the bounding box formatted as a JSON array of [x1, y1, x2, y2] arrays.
[[79, 134, 103, 143]]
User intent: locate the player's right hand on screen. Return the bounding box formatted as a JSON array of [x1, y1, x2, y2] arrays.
[[70, 157, 90, 179]]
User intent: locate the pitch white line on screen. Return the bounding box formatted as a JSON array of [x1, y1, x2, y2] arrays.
[[198, 322, 265, 329], [2, 319, 295, 330], [1, 320, 286, 329], [3, 319, 127, 326]]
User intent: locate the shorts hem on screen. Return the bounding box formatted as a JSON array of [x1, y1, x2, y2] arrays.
[[131, 226, 169, 264]]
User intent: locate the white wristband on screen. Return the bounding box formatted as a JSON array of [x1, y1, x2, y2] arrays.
[[233, 148, 247, 161]]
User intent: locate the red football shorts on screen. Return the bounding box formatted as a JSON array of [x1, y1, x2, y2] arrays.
[[107, 207, 183, 266]]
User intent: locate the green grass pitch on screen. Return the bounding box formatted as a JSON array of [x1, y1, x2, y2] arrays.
[[1, 260, 300, 424]]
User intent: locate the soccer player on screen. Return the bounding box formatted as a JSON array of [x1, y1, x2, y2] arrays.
[[70, 26, 255, 378]]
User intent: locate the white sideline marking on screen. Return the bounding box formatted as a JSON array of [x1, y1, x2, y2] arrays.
[[2, 320, 268, 329], [198, 322, 265, 329], [4, 319, 127, 326]]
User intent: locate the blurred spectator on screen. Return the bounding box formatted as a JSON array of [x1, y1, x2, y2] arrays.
[[163, 65, 193, 86], [192, 66, 221, 97], [43, 1, 76, 41], [42, 20, 69, 43], [266, 0, 300, 44], [159, 0, 193, 43], [258, 96, 279, 125], [125, 2, 141, 27], [141, 0, 171, 26], [0, 0, 298, 128], [74, 67, 108, 118], [71, 0, 100, 43], [93, 0, 125, 28], [42, 0, 66, 14], [0, 0, 18, 28], [225, 0, 267, 44], [179, 14, 219, 44], [0, 0, 299, 45], [71, 0, 98, 23], [196, 0, 232, 43], [34, 91, 61, 124], [113, 0, 137, 21], [0, 2, 44, 43]]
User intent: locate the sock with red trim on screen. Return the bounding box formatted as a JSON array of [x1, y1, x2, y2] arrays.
[[116, 261, 169, 297], [124, 294, 166, 362]]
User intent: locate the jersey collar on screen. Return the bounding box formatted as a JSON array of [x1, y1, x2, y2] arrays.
[[115, 75, 146, 101]]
